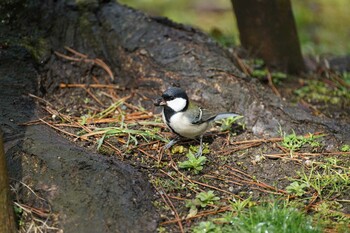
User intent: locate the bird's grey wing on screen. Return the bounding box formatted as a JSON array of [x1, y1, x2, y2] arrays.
[[196, 109, 241, 123], [191, 108, 216, 124], [188, 106, 241, 124], [211, 113, 241, 121]]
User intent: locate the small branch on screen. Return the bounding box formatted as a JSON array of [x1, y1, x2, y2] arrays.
[[266, 69, 281, 97], [55, 47, 115, 80], [59, 83, 122, 89], [158, 188, 184, 233]]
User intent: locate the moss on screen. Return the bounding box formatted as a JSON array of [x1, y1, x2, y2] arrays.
[[294, 79, 350, 106], [19, 37, 50, 62]]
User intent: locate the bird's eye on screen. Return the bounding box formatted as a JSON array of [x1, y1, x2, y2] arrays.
[[169, 96, 174, 100]]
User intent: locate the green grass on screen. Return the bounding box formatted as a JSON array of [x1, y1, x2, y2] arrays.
[[280, 131, 323, 155], [290, 160, 350, 199], [192, 202, 322, 233], [93, 124, 166, 149]]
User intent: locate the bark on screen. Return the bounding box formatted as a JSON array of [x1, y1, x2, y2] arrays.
[[231, 0, 306, 74], [0, 131, 16, 233]]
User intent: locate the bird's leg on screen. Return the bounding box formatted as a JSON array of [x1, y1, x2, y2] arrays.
[[195, 135, 203, 157], [164, 136, 180, 150]]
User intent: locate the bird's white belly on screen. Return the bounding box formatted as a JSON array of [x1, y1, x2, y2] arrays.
[[167, 112, 209, 139]]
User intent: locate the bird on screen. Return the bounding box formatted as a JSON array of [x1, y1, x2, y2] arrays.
[[154, 87, 240, 157]]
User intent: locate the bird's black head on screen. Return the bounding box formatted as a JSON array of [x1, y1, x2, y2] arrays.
[[161, 87, 188, 102], [154, 87, 189, 112]]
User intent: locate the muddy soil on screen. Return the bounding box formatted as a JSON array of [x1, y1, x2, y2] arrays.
[[36, 54, 349, 232]]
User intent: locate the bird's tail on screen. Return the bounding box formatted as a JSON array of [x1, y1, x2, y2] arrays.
[[209, 113, 241, 122]]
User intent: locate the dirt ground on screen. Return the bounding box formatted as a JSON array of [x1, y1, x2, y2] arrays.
[[34, 52, 350, 232], [1, 1, 349, 232]]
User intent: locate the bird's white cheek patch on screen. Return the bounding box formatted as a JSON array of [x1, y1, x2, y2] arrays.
[[167, 98, 187, 112]]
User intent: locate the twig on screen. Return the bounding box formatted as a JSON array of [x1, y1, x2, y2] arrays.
[[266, 69, 281, 97], [28, 93, 53, 107], [159, 169, 203, 193], [55, 47, 114, 80], [38, 118, 79, 139], [84, 87, 105, 107], [161, 206, 231, 225], [60, 83, 122, 89], [158, 188, 185, 233], [221, 142, 261, 155], [232, 52, 252, 76], [64, 46, 88, 58], [230, 137, 283, 145]]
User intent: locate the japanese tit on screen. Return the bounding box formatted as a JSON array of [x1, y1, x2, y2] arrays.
[[154, 87, 240, 156]]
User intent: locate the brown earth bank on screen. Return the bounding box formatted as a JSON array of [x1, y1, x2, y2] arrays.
[[1, 0, 349, 232]]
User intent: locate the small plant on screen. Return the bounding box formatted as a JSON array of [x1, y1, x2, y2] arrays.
[[280, 131, 323, 155], [271, 71, 287, 84], [150, 177, 184, 193], [178, 151, 207, 174], [189, 143, 210, 155], [171, 145, 186, 154], [192, 221, 219, 233], [14, 205, 24, 227], [229, 196, 253, 213], [251, 62, 287, 85], [186, 191, 220, 218], [281, 131, 303, 151], [219, 115, 244, 132], [340, 144, 350, 152], [196, 190, 220, 206], [286, 181, 309, 197]]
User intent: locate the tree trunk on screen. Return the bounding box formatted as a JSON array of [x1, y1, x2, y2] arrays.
[[0, 131, 16, 233], [232, 0, 306, 74]]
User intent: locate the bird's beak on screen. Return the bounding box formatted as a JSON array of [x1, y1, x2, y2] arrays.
[[154, 97, 166, 106]]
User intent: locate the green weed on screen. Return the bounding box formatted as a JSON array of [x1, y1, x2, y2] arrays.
[[229, 196, 254, 214], [340, 144, 350, 152], [251, 65, 287, 85], [150, 177, 184, 193], [189, 143, 210, 155], [313, 201, 350, 231], [286, 181, 309, 197], [219, 115, 244, 132], [294, 79, 350, 106], [178, 151, 207, 174], [292, 161, 350, 199], [280, 131, 323, 155], [192, 221, 219, 233], [186, 191, 220, 218]]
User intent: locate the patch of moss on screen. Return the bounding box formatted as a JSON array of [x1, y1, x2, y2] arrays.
[[294, 79, 350, 106]]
